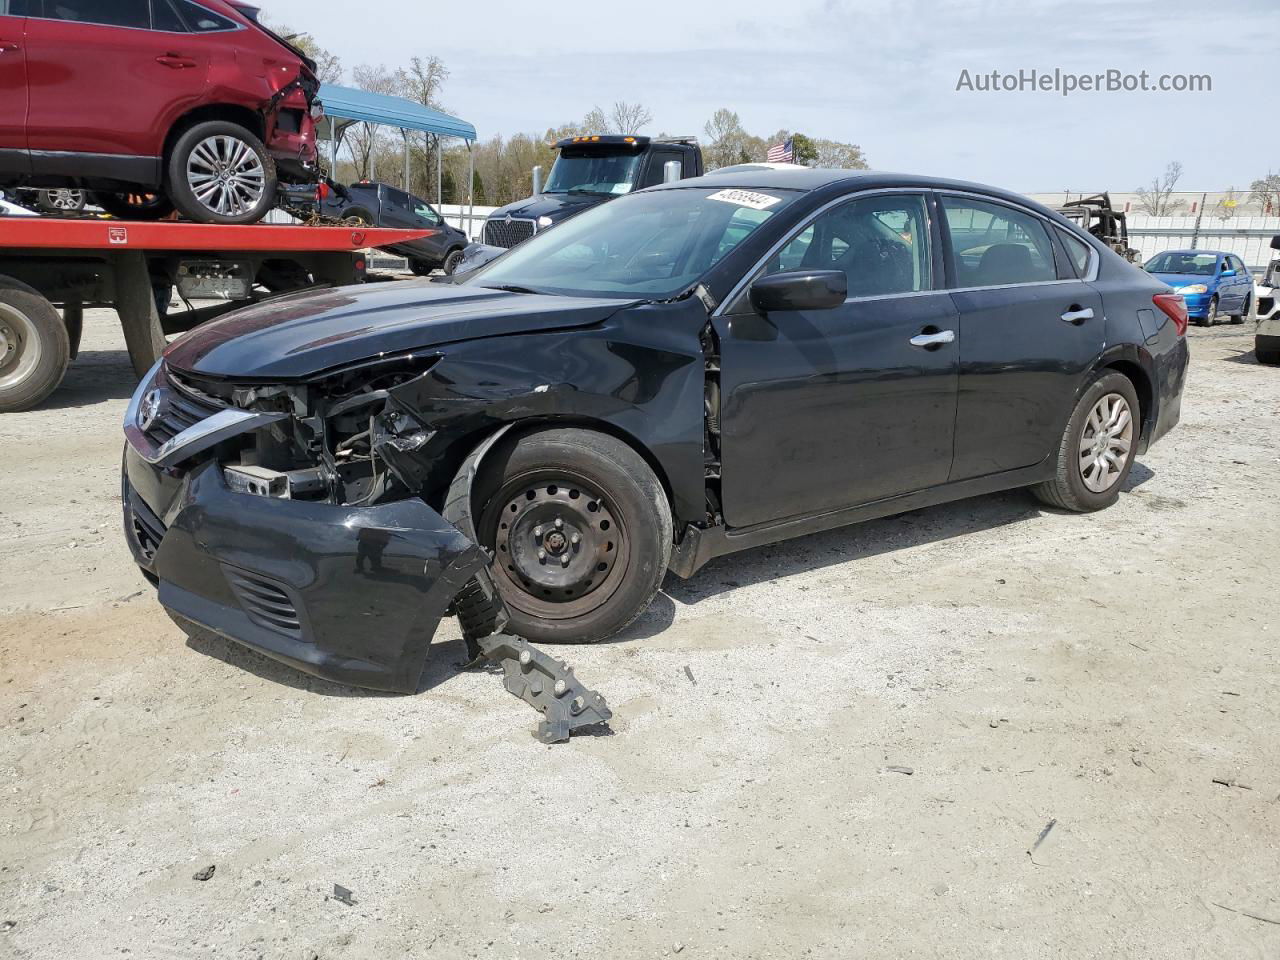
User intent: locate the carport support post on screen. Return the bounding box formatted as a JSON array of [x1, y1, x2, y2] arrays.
[[436, 136, 442, 206], [113, 252, 166, 377], [466, 142, 475, 240], [401, 128, 410, 191]]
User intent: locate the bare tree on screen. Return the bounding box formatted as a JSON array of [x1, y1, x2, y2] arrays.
[[401, 56, 450, 199], [608, 101, 652, 135], [345, 64, 404, 180], [1215, 187, 1240, 221], [1136, 161, 1185, 217], [703, 108, 749, 170], [812, 138, 869, 170], [265, 21, 342, 83], [1248, 173, 1280, 215], [581, 107, 609, 135]]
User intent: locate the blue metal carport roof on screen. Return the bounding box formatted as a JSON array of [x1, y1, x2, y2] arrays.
[[317, 84, 476, 141]]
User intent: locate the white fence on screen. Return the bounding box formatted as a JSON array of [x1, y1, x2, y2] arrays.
[[1125, 215, 1280, 272]]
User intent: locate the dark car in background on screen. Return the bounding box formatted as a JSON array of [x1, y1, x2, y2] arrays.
[[1144, 249, 1254, 325], [0, 0, 320, 224], [121, 167, 1189, 693], [483, 135, 703, 248], [282, 179, 470, 274]]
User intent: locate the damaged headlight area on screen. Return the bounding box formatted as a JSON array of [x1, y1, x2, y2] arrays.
[[141, 352, 447, 506]]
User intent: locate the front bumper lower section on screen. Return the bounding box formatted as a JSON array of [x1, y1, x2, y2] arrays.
[[123, 444, 485, 694]]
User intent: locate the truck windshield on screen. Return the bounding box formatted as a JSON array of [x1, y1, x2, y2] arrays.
[[463, 186, 799, 299], [544, 148, 643, 196]]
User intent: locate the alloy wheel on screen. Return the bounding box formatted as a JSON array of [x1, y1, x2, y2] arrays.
[[488, 474, 629, 620], [1078, 393, 1133, 493], [186, 135, 266, 218], [46, 188, 85, 210]]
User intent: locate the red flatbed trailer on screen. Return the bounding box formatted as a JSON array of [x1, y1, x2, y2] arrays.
[[0, 217, 437, 412]]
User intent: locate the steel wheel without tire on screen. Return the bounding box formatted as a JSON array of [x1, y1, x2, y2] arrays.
[[167, 121, 276, 224], [0, 281, 70, 412], [473, 428, 672, 644], [1032, 370, 1140, 512]]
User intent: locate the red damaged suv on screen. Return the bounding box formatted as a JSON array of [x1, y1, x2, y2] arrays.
[[0, 0, 321, 223]]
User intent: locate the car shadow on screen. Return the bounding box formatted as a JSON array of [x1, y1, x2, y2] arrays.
[[37, 349, 138, 409], [1223, 348, 1264, 365]]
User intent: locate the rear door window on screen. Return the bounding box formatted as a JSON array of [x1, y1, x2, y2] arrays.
[[151, 0, 185, 30], [1056, 228, 1093, 279], [942, 196, 1057, 287], [173, 0, 236, 31], [43, 0, 151, 27]]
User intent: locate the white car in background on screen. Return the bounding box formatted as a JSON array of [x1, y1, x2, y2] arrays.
[[0, 192, 37, 217], [1256, 235, 1280, 365]]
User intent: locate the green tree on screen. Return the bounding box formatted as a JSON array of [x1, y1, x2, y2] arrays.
[[789, 133, 819, 165]]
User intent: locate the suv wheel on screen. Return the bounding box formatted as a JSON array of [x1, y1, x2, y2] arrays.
[[442, 248, 466, 275], [1032, 371, 1140, 512], [167, 121, 276, 224], [473, 428, 672, 644]]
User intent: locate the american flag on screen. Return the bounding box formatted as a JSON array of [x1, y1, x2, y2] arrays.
[[766, 138, 794, 163]]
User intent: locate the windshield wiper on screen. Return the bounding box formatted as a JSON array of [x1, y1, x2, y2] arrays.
[[482, 283, 543, 295], [566, 188, 616, 197]]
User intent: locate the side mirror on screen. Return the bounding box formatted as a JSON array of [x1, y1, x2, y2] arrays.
[[1271, 235, 1280, 251], [749, 270, 847, 313], [1221, 268, 1236, 277]]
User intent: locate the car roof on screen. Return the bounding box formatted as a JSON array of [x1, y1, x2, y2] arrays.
[[1152, 249, 1224, 257], [648, 166, 1062, 216]]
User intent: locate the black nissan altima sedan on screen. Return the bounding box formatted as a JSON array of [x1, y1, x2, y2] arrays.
[[121, 166, 1190, 692]]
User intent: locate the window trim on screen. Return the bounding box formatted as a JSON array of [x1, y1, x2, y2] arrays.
[[22, 0, 245, 32], [714, 187, 940, 316], [937, 190, 1098, 291]]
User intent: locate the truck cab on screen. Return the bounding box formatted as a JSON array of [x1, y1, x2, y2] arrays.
[[483, 135, 703, 248]]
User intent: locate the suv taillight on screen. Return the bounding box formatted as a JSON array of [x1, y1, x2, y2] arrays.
[[1152, 293, 1188, 337]]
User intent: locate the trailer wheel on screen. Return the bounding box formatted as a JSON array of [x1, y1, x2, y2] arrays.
[[0, 280, 70, 412], [167, 121, 277, 225]]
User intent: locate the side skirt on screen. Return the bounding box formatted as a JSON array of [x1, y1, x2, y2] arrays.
[[669, 462, 1052, 579]]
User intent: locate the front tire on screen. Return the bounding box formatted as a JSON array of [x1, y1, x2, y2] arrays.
[[166, 121, 276, 224], [1201, 296, 1219, 326], [0, 280, 70, 412], [442, 248, 466, 276], [473, 428, 672, 644], [1032, 371, 1140, 513]]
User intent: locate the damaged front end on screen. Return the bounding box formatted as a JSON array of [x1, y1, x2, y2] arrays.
[[121, 357, 611, 740]]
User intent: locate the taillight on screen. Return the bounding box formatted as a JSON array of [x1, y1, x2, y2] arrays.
[[1152, 292, 1188, 337]]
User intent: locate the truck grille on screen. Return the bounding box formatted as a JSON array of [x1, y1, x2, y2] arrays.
[[225, 568, 305, 640], [483, 217, 536, 249]]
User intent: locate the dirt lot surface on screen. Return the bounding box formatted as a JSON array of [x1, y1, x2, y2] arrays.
[[1, 313, 1277, 959]]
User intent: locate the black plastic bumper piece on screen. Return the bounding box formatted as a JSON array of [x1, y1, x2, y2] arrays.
[[123, 446, 486, 693]]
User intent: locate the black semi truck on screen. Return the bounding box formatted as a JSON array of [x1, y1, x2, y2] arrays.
[[483, 135, 703, 248]]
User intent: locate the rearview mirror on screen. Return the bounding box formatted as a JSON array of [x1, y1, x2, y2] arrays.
[[750, 270, 847, 313]]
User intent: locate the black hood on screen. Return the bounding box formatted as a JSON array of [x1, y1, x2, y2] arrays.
[[164, 282, 639, 380], [487, 191, 613, 224]]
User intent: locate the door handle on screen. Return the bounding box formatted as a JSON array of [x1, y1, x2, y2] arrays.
[[0, 42, 20, 52], [156, 54, 197, 68], [1061, 306, 1094, 325], [909, 329, 955, 348]]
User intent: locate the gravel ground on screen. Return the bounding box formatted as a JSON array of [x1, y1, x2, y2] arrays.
[[1, 312, 1277, 959]]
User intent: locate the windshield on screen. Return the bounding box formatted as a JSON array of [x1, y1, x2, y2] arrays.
[[1145, 252, 1219, 275], [544, 148, 643, 196], [463, 186, 798, 299]]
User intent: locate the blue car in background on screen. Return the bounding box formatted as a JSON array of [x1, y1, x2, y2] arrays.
[[1144, 250, 1254, 325]]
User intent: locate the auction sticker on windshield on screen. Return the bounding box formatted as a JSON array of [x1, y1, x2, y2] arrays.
[[707, 189, 782, 210]]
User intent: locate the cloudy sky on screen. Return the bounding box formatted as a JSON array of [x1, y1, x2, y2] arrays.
[[264, 0, 1272, 192]]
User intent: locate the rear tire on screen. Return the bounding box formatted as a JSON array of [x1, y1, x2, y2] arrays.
[[471, 428, 672, 644], [1032, 371, 1140, 513], [0, 279, 70, 412], [166, 121, 276, 225], [1257, 339, 1280, 366], [342, 207, 374, 225], [442, 248, 466, 276]]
